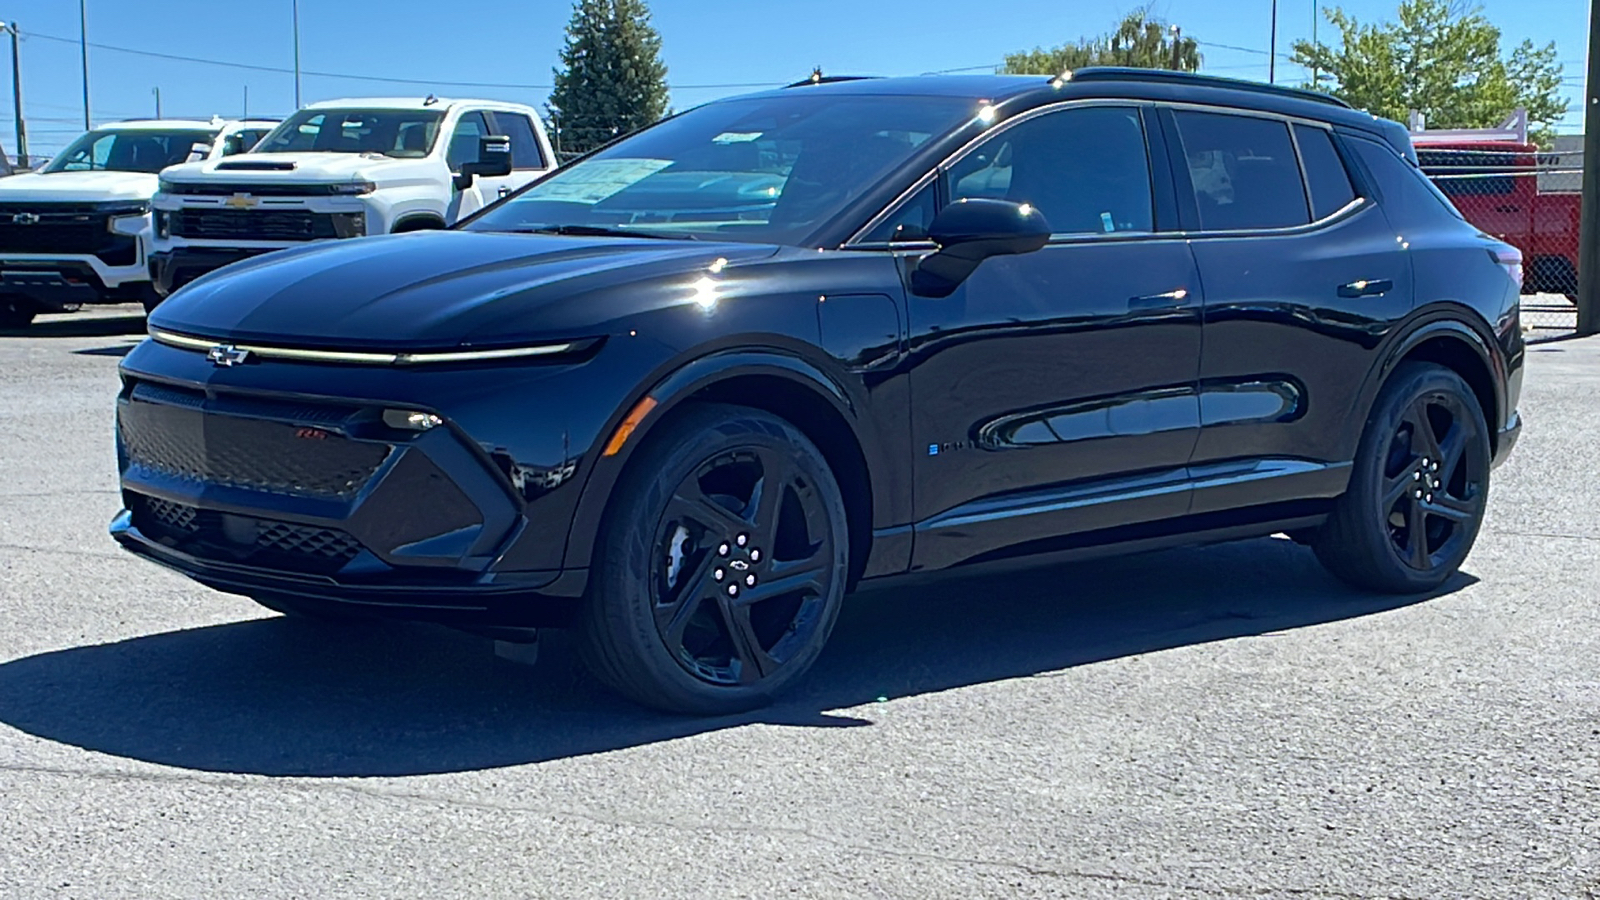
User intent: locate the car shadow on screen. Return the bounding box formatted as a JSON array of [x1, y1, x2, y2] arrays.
[[0, 314, 146, 338], [0, 537, 1468, 777]]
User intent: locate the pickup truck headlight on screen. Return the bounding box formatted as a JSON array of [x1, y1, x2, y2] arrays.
[[102, 202, 151, 236], [329, 181, 377, 195]]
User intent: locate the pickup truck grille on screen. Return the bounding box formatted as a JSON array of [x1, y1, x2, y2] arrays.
[[169, 209, 347, 241], [0, 203, 136, 265]]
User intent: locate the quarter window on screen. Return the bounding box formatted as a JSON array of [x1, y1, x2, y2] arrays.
[[947, 106, 1154, 236], [861, 182, 936, 243], [1173, 111, 1309, 230], [495, 114, 548, 169], [1294, 125, 1357, 219]]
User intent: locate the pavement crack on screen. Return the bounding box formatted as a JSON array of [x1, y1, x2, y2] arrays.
[[1486, 529, 1600, 542], [0, 542, 127, 562]]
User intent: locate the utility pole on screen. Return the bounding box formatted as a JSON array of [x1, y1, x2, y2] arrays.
[[2, 22, 25, 169], [79, 0, 89, 129], [291, 0, 302, 109], [1576, 0, 1600, 336], [1269, 0, 1279, 84], [1170, 25, 1183, 71], [243, 84, 249, 120], [152, 86, 160, 118], [1311, 0, 1320, 89]]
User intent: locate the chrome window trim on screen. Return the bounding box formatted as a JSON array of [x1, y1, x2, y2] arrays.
[[845, 96, 1361, 249], [149, 328, 576, 365]]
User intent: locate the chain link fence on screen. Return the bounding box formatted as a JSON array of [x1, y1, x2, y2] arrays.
[[1418, 143, 1583, 340]]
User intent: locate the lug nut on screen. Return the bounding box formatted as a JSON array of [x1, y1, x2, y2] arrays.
[[1431, 462, 1439, 472], [745, 574, 756, 587], [1414, 472, 1422, 481], [718, 543, 730, 556], [727, 585, 739, 597], [714, 568, 724, 581], [750, 549, 761, 562], [736, 534, 748, 547], [1415, 490, 1424, 499]]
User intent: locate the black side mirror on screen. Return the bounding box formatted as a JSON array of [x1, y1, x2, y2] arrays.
[[910, 198, 1052, 297], [453, 134, 513, 190]]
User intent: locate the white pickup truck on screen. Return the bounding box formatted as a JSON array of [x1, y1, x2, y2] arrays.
[[150, 97, 556, 298], [0, 118, 278, 328]]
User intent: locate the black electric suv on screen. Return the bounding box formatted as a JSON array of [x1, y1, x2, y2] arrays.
[[111, 69, 1524, 714]]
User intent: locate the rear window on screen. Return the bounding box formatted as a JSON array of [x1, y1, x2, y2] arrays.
[[1294, 125, 1357, 219], [1351, 137, 1466, 226], [1173, 111, 1309, 231]]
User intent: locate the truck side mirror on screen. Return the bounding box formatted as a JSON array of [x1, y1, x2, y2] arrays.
[[453, 135, 513, 190]]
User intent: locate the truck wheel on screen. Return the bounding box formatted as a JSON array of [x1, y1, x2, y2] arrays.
[[1313, 362, 1490, 594], [577, 403, 850, 715], [0, 295, 36, 329]]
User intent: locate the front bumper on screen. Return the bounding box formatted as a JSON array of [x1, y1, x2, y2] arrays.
[[151, 247, 278, 297], [0, 256, 151, 309]]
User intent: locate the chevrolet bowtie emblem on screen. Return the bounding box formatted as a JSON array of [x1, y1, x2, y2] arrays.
[[206, 344, 250, 367], [224, 193, 259, 210], [11, 212, 39, 225]]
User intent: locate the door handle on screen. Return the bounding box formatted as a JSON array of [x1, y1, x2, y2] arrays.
[[1128, 288, 1190, 309], [1337, 279, 1394, 299]]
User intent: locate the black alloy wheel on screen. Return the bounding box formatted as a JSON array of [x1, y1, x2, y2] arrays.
[[0, 295, 36, 329], [579, 403, 849, 714], [1314, 362, 1491, 593]]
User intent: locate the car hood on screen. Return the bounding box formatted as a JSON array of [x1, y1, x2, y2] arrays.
[[150, 231, 784, 350], [0, 170, 158, 202], [162, 152, 431, 186]]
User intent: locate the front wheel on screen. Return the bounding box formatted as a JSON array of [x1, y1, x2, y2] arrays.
[[1313, 362, 1492, 593], [0, 295, 36, 329], [577, 403, 850, 715]]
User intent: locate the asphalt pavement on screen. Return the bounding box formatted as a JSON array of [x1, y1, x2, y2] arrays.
[[1, 305, 1597, 898]]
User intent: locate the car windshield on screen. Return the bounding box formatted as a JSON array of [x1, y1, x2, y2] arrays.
[[466, 93, 976, 244], [254, 108, 446, 158], [43, 129, 216, 174]]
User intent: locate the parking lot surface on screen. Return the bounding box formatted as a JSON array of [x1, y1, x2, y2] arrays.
[[1, 306, 1597, 899]]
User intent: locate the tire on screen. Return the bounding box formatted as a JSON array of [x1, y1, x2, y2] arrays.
[[0, 295, 36, 329], [577, 403, 850, 715], [250, 593, 375, 623], [1313, 362, 1492, 594]]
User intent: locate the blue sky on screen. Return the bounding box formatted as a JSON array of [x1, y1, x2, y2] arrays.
[[5, 0, 1589, 158]]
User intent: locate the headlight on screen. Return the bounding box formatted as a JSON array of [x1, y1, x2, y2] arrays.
[[109, 213, 149, 236], [329, 181, 377, 195], [97, 201, 150, 217], [156, 178, 176, 195]]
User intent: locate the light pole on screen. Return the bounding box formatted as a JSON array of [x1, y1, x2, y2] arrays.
[[291, 0, 301, 109], [1269, 0, 1279, 84], [1311, 0, 1320, 89], [79, 0, 89, 129], [0, 21, 25, 169], [1575, 0, 1600, 335], [152, 86, 160, 118]]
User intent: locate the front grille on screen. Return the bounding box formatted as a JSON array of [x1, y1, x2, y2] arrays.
[[132, 494, 362, 574], [170, 208, 340, 241], [0, 204, 129, 261], [119, 386, 390, 499]]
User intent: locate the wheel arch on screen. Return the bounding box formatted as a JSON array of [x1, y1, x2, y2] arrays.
[[564, 350, 879, 589], [1355, 311, 1506, 459], [390, 214, 447, 233]]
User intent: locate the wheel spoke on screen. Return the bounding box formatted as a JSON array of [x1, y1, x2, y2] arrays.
[[1437, 426, 1469, 479], [716, 595, 773, 683], [655, 552, 716, 648], [1421, 492, 1477, 524], [739, 555, 830, 607], [668, 483, 749, 536], [1382, 471, 1416, 509], [747, 448, 792, 550], [1408, 399, 1445, 462], [1405, 499, 1430, 567]]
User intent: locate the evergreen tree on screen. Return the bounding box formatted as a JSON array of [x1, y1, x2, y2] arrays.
[[548, 0, 669, 157], [1003, 10, 1201, 76]]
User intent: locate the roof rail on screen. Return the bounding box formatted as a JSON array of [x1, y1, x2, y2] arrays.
[[1063, 67, 1352, 109], [784, 74, 880, 88]]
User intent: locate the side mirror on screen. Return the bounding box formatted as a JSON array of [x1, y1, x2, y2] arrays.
[[910, 198, 1052, 297], [453, 134, 513, 190]]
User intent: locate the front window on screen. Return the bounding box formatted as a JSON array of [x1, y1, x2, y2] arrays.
[[44, 129, 214, 174], [467, 93, 976, 244], [253, 108, 446, 158]]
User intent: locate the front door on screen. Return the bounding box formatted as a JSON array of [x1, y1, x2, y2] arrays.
[[906, 104, 1204, 570], [445, 111, 511, 223]]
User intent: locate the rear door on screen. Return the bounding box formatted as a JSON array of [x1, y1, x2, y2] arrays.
[[904, 103, 1205, 570], [1166, 108, 1413, 513]]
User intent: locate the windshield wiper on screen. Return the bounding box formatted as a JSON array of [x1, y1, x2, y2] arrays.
[[512, 224, 697, 241]]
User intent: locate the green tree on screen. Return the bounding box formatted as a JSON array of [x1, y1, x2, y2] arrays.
[[1291, 0, 1567, 145], [1002, 10, 1201, 75], [548, 0, 669, 157]]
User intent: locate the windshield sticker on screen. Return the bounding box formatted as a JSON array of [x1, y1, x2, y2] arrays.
[[712, 131, 764, 144], [533, 158, 673, 204]]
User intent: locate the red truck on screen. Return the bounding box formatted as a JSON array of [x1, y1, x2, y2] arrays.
[[1412, 134, 1581, 300]]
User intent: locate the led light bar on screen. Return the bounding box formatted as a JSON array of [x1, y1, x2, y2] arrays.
[[149, 329, 576, 366]]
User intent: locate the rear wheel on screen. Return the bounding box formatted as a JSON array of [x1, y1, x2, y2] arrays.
[[1313, 362, 1491, 593], [577, 403, 850, 715], [0, 295, 36, 329]]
